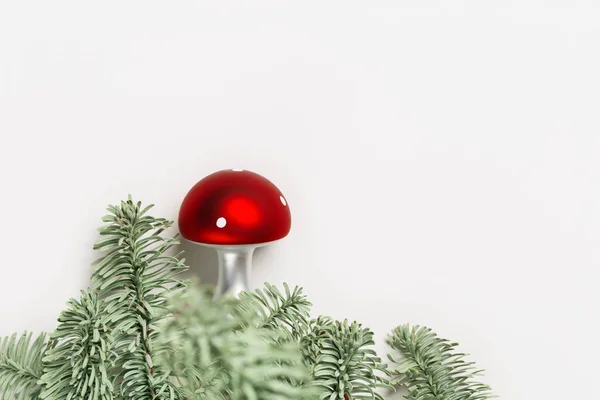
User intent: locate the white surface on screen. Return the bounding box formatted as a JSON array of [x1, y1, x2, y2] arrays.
[[1, 2, 599, 399]]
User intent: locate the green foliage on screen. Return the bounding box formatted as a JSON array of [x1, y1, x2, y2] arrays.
[[238, 282, 312, 340], [388, 324, 493, 400], [158, 285, 316, 400], [92, 197, 188, 400], [300, 316, 334, 367], [39, 290, 116, 400], [0, 197, 495, 400], [307, 319, 391, 400], [0, 331, 48, 400]]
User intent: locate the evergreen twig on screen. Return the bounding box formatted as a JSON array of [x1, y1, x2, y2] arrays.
[[39, 290, 116, 400], [306, 319, 391, 400], [238, 282, 312, 340], [158, 285, 317, 400], [92, 196, 188, 399], [388, 324, 494, 400], [0, 331, 48, 400]]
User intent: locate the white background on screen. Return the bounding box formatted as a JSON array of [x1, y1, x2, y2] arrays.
[[1, 2, 599, 399]]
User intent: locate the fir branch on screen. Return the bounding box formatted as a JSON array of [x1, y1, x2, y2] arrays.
[[39, 290, 116, 400], [0, 331, 48, 399], [158, 285, 316, 400], [238, 283, 312, 340], [92, 197, 188, 400], [307, 319, 390, 400], [300, 316, 334, 367], [159, 286, 234, 399], [388, 324, 493, 400], [226, 328, 315, 400]]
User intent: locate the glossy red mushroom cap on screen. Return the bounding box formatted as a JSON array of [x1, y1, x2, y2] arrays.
[[178, 169, 291, 245]]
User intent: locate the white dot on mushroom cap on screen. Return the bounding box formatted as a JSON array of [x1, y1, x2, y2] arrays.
[[232, 168, 244, 171], [280, 196, 287, 206], [216, 217, 227, 228]]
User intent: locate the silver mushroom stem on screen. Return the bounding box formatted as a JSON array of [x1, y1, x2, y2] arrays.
[[213, 246, 256, 300]]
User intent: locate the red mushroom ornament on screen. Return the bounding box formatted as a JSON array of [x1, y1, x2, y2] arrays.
[[179, 169, 291, 299]]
